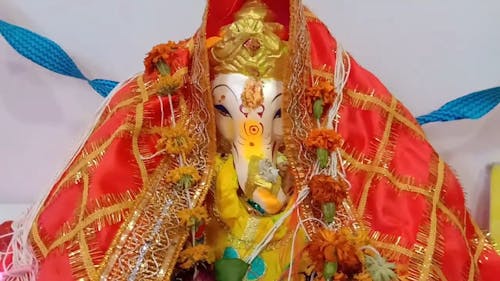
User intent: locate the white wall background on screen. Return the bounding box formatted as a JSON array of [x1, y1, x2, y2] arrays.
[[1, 1, 499, 227]]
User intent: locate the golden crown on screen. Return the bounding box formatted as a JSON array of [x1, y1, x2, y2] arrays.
[[209, 0, 288, 80]]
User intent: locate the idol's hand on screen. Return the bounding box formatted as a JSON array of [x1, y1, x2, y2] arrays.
[[245, 156, 287, 215]]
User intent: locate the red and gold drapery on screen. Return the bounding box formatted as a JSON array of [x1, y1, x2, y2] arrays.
[[0, 0, 498, 280]]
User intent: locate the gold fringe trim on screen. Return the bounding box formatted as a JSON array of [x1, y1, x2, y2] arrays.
[[132, 75, 150, 186], [411, 156, 444, 281], [357, 97, 397, 217], [42, 122, 133, 208], [99, 5, 216, 279], [345, 90, 425, 139], [341, 148, 470, 242], [46, 201, 134, 253], [85, 191, 137, 231]]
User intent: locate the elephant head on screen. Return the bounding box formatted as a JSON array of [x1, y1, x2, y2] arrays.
[[209, 0, 290, 214], [212, 73, 288, 214]]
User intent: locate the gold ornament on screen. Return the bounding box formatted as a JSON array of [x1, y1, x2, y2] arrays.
[[209, 0, 288, 80]]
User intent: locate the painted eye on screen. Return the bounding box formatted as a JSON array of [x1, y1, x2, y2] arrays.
[[215, 104, 231, 117], [273, 108, 282, 119]]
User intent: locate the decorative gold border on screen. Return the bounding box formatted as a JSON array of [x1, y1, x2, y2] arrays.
[[357, 97, 398, 217]]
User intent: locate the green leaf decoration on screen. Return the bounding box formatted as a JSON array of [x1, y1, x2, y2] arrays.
[[323, 261, 338, 280], [365, 254, 397, 281], [214, 258, 250, 281], [313, 99, 324, 120], [322, 202, 336, 224], [317, 148, 329, 169], [156, 60, 171, 76]]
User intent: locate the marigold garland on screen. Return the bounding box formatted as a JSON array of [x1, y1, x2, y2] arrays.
[[309, 174, 348, 205], [178, 244, 215, 269], [306, 229, 336, 271], [144, 40, 190, 75], [155, 71, 184, 95], [305, 79, 336, 113], [166, 166, 201, 185], [305, 129, 343, 152], [335, 235, 362, 275], [177, 206, 209, 227], [306, 228, 364, 277], [157, 126, 194, 154], [144, 41, 178, 74]]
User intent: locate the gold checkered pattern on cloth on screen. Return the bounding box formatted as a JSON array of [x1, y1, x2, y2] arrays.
[[338, 83, 490, 281], [303, 7, 496, 278]]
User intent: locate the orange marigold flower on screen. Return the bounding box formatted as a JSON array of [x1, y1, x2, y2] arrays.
[[306, 228, 337, 272], [305, 129, 343, 152], [144, 41, 178, 74], [306, 239, 327, 272], [157, 126, 194, 154], [177, 206, 209, 227], [309, 174, 348, 205], [178, 244, 215, 269], [306, 227, 363, 276], [144, 40, 190, 75], [305, 80, 336, 113], [335, 234, 362, 275]]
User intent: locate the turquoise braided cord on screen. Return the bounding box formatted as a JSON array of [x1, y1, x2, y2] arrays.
[[1, 19, 498, 123], [0, 19, 118, 97], [416, 87, 500, 125]]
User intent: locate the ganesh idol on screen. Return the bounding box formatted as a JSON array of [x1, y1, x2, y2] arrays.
[[0, 0, 499, 280]]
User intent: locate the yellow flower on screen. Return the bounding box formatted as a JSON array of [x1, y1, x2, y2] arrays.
[[157, 126, 194, 154], [166, 166, 201, 187], [178, 244, 215, 269], [156, 74, 182, 95], [154, 68, 187, 95], [177, 206, 209, 227]]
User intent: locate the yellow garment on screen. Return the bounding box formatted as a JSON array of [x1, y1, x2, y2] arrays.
[[207, 155, 307, 280]]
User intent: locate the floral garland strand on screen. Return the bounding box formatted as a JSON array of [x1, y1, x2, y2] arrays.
[[144, 41, 215, 279], [300, 48, 405, 281]]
